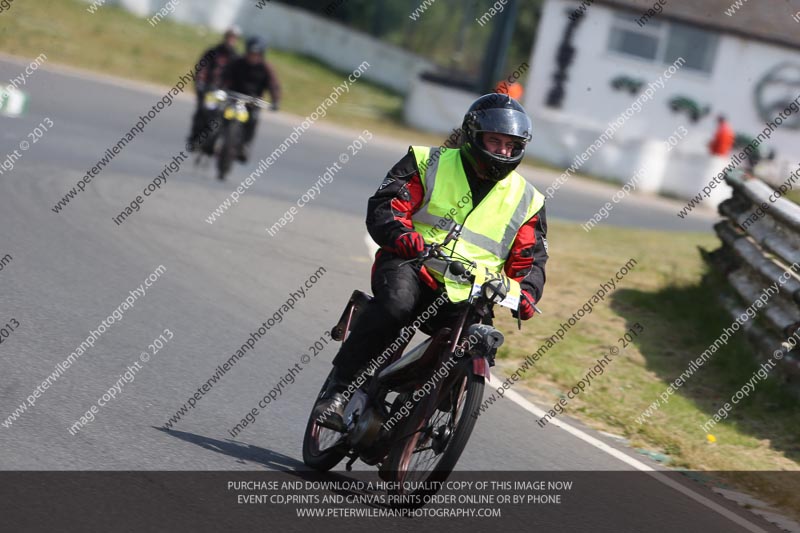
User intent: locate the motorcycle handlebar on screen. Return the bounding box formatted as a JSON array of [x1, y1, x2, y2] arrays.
[[418, 243, 446, 262], [413, 244, 475, 281], [225, 90, 271, 109]]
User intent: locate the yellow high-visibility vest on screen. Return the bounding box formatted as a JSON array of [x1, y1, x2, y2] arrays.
[[410, 146, 545, 302]]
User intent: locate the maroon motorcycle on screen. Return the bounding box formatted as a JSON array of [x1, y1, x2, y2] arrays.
[[302, 226, 532, 502]]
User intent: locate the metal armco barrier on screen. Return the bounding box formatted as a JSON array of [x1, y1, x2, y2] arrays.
[[705, 169, 800, 385]]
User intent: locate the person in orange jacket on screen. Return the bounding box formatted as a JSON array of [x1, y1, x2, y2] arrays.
[[709, 115, 735, 156], [496, 80, 524, 101]]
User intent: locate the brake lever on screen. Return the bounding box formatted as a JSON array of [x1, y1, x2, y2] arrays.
[[398, 244, 438, 267], [520, 291, 543, 315], [516, 292, 543, 330]]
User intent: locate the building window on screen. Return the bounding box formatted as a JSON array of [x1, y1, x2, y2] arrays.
[[607, 15, 718, 73], [663, 23, 718, 72], [608, 16, 664, 61]]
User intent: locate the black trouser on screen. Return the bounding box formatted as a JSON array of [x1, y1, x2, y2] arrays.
[[331, 252, 461, 380]]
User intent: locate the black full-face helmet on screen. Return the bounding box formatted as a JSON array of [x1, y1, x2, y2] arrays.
[[460, 93, 533, 182], [246, 36, 267, 55]]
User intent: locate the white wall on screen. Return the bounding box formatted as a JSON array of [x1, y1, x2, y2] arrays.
[[523, 0, 800, 202], [404, 76, 477, 134], [85, 0, 434, 93]]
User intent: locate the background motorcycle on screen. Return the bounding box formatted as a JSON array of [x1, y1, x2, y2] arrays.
[[302, 226, 534, 505], [195, 89, 270, 181]]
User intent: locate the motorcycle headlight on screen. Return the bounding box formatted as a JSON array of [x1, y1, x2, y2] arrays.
[[234, 102, 249, 122], [480, 278, 507, 304], [204, 90, 227, 110]]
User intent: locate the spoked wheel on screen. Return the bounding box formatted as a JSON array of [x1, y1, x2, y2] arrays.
[[385, 369, 484, 502], [302, 370, 347, 471], [217, 121, 240, 181]]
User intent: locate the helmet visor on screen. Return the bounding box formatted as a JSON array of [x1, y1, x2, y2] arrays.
[[473, 108, 532, 141]]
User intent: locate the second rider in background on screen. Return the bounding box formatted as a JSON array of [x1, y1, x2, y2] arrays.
[[222, 36, 282, 162]]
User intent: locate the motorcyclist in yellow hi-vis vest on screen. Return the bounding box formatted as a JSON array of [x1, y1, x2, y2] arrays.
[[314, 94, 549, 429]]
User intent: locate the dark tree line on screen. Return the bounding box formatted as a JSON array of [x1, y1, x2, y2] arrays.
[[275, 0, 544, 82]]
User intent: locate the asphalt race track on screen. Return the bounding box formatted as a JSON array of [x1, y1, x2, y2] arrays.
[[1, 57, 780, 532]]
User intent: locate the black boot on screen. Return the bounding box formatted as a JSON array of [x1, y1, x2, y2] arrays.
[[312, 368, 350, 432]]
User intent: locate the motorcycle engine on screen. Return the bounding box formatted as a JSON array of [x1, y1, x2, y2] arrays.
[[343, 390, 387, 450]]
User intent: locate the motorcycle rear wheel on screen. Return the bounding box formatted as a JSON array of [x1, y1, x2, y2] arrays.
[[384, 369, 484, 502], [302, 370, 347, 471]]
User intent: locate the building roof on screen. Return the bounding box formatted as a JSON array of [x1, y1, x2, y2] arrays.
[[596, 0, 800, 51]]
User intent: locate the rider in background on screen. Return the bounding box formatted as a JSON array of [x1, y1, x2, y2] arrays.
[[222, 36, 282, 162], [187, 25, 241, 151], [314, 94, 549, 429]]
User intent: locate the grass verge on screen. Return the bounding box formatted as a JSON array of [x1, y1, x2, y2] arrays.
[[494, 220, 800, 519], [0, 0, 425, 139], [0, 0, 604, 165]]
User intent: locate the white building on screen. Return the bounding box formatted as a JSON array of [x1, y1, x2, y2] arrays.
[[523, 0, 800, 201], [407, 0, 800, 203], [93, 0, 800, 203]]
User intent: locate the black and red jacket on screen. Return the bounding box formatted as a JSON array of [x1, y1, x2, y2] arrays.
[[222, 57, 282, 106], [366, 149, 548, 302]]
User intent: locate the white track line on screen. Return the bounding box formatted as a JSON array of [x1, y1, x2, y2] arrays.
[[504, 389, 655, 470], [504, 389, 767, 532]]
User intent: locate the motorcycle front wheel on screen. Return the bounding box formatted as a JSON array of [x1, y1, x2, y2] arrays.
[[217, 120, 240, 181], [384, 368, 484, 501]]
